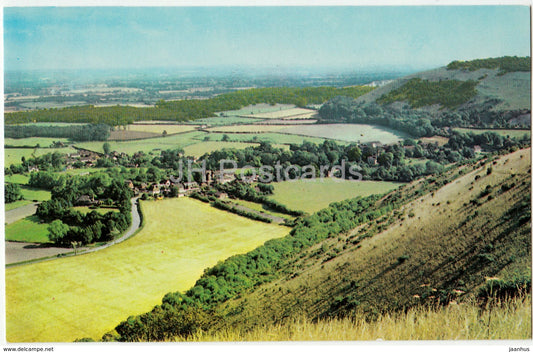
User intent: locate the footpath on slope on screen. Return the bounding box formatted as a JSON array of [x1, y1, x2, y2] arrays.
[[5, 197, 141, 266]]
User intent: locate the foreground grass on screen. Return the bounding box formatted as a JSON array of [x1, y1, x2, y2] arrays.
[[6, 197, 289, 342], [269, 179, 401, 213], [181, 296, 531, 341]]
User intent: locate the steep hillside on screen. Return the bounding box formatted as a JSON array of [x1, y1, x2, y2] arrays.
[[214, 148, 531, 331], [356, 57, 531, 113]]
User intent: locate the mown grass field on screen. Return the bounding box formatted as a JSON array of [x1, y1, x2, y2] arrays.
[[20, 187, 51, 202], [183, 141, 259, 158], [4, 137, 71, 147], [218, 103, 295, 117], [204, 132, 334, 145], [5, 197, 290, 342], [280, 124, 408, 144], [5, 215, 50, 243], [269, 178, 401, 213], [5, 174, 30, 184], [186, 116, 264, 126], [454, 128, 531, 139], [126, 124, 197, 135], [206, 124, 286, 133], [241, 107, 317, 119], [75, 131, 206, 154]]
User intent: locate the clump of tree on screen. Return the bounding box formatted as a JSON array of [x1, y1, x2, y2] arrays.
[[447, 56, 531, 75], [35, 173, 133, 246], [5, 123, 111, 141], [5, 183, 23, 203], [376, 78, 478, 109]]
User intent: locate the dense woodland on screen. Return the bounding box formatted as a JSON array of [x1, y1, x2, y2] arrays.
[[5, 123, 111, 141]]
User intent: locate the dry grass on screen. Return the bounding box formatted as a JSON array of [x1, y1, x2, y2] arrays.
[[181, 295, 531, 341]]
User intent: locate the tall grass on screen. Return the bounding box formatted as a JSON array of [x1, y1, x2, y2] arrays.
[[178, 295, 531, 341]]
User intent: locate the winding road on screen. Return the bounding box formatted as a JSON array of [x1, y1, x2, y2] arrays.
[[5, 197, 141, 266]]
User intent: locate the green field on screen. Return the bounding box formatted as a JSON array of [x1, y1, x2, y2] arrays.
[[5, 174, 30, 184], [217, 103, 295, 117], [204, 132, 335, 145], [186, 116, 264, 126], [20, 187, 51, 202], [454, 128, 531, 139], [269, 178, 402, 213], [5, 215, 50, 243], [280, 124, 408, 144], [75, 131, 206, 154], [231, 198, 294, 220], [6, 197, 290, 342], [126, 124, 197, 135], [183, 141, 259, 157], [4, 137, 71, 147], [5, 147, 78, 166], [72, 206, 119, 215]]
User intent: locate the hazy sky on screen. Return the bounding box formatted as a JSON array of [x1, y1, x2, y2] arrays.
[[4, 6, 531, 72]]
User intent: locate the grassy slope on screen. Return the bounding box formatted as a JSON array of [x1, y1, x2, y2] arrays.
[[5, 198, 289, 342], [215, 148, 531, 336], [269, 179, 401, 213]]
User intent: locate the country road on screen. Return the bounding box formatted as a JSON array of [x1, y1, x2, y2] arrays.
[[5, 197, 142, 266], [5, 202, 40, 224]]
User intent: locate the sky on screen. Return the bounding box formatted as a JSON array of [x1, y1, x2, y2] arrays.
[[3, 5, 531, 72]]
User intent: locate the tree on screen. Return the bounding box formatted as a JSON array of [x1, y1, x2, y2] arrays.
[[47, 219, 70, 244], [5, 183, 23, 203], [222, 134, 230, 142], [162, 130, 168, 137], [103, 142, 111, 155]]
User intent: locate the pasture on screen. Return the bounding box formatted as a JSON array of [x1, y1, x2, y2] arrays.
[[269, 178, 401, 213], [218, 103, 295, 117], [5, 215, 50, 243], [279, 124, 408, 144], [5, 197, 289, 342], [5, 147, 78, 167], [206, 124, 285, 133], [453, 128, 531, 140], [241, 107, 317, 119], [5, 137, 71, 147], [183, 141, 259, 157], [19, 187, 51, 202], [204, 132, 334, 146], [75, 131, 206, 155], [186, 116, 264, 126], [72, 206, 119, 215], [125, 124, 197, 135]]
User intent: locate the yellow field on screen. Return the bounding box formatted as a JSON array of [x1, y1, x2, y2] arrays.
[[126, 124, 197, 135], [6, 198, 289, 342], [241, 107, 317, 119]]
